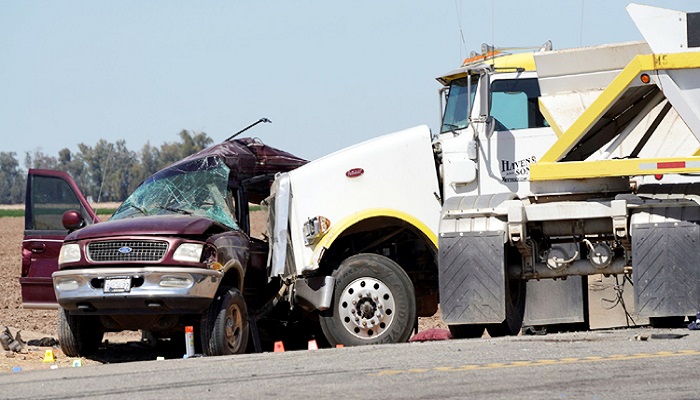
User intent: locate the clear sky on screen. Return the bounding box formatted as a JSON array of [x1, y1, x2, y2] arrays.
[[1, 1, 698, 162]]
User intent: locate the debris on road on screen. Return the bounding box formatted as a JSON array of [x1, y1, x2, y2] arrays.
[[409, 328, 452, 342]]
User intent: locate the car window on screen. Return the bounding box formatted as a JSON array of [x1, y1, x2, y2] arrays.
[[29, 175, 83, 231]]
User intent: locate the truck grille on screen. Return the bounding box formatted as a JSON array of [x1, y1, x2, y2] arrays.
[[87, 240, 168, 262]]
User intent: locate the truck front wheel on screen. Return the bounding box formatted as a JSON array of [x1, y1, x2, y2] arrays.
[[57, 308, 104, 357], [320, 254, 417, 346], [201, 286, 249, 356]]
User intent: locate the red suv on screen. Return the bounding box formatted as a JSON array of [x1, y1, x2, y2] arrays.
[[21, 138, 305, 357]]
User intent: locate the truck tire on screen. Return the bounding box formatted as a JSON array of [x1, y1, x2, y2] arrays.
[[319, 254, 417, 346], [57, 308, 104, 357], [448, 324, 484, 339], [486, 278, 526, 337], [200, 286, 249, 356]]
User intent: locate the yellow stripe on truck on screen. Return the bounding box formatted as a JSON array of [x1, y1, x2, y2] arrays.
[[311, 208, 438, 262], [532, 52, 700, 181]]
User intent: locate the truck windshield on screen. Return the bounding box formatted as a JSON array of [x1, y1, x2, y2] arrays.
[[441, 76, 478, 133], [110, 157, 239, 230]]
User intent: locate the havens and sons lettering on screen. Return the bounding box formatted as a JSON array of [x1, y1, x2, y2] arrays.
[[500, 156, 536, 182]]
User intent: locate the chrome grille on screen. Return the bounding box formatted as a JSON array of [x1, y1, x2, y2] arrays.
[[87, 240, 168, 262]]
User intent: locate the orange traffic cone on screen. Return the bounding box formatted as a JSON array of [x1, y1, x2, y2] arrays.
[[308, 339, 318, 350], [335, 344, 344, 348], [273, 341, 285, 352]]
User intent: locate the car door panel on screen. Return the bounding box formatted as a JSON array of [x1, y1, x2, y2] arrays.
[[20, 169, 98, 308]]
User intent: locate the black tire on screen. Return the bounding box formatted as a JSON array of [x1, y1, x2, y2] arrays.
[[319, 254, 417, 346], [486, 278, 526, 337], [649, 316, 685, 328], [448, 324, 484, 339], [200, 286, 249, 356], [57, 308, 104, 357]]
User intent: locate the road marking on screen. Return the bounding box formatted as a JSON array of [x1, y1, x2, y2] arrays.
[[373, 350, 700, 376]]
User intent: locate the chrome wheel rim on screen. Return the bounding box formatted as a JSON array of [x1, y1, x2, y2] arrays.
[[337, 277, 395, 339]]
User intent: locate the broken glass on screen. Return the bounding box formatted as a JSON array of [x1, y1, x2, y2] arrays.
[[111, 156, 239, 230]]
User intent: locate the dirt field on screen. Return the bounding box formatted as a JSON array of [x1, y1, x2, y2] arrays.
[[0, 217, 57, 333], [0, 213, 447, 372]]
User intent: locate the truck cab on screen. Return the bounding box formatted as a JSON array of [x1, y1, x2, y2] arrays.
[[437, 49, 557, 200]]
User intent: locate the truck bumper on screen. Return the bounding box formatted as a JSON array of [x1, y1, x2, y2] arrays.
[[52, 267, 223, 315]]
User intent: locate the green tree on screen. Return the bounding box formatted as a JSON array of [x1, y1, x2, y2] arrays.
[[158, 130, 213, 169], [57, 148, 88, 194], [101, 140, 137, 202], [24, 149, 58, 170], [0, 152, 25, 204], [76, 139, 115, 202], [15, 130, 215, 203], [129, 142, 160, 193]]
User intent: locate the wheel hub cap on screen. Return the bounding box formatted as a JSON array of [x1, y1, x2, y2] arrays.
[[225, 306, 242, 351], [338, 277, 395, 339]]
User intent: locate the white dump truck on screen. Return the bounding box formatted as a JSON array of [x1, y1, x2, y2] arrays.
[[270, 3, 700, 345]]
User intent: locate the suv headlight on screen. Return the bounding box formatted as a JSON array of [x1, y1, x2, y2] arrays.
[[58, 243, 81, 265], [173, 243, 204, 263]]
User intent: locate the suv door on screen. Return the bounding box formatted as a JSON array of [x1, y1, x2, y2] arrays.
[[21, 169, 98, 308]]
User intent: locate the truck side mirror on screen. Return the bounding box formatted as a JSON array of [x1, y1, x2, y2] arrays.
[[467, 139, 478, 160], [62, 210, 85, 231], [485, 116, 496, 138], [479, 73, 490, 120]]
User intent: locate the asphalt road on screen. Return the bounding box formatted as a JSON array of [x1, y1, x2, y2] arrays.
[[2, 327, 699, 400]]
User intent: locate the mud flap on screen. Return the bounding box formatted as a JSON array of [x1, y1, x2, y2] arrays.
[[633, 222, 700, 317], [438, 231, 505, 324], [523, 277, 586, 326]]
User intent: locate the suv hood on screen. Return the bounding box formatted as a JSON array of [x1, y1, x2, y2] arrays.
[[66, 215, 227, 241]]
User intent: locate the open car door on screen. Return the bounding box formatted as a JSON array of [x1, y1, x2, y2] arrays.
[[21, 169, 99, 308]]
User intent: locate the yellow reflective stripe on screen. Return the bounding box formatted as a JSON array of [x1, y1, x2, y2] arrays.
[[531, 157, 700, 181], [532, 52, 700, 181], [312, 208, 438, 258], [652, 52, 700, 70], [537, 54, 655, 164]]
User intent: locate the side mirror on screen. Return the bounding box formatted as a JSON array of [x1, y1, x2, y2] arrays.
[[62, 210, 85, 231], [479, 73, 490, 120], [485, 116, 497, 138], [467, 139, 478, 160]]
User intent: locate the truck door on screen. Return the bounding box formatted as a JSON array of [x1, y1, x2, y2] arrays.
[[478, 76, 558, 197], [20, 169, 98, 308]]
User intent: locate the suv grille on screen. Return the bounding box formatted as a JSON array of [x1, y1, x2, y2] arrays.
[[87, 240, 168, 262]]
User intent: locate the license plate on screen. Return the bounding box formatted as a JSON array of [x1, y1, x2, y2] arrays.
[[104, 277, 132, 293]]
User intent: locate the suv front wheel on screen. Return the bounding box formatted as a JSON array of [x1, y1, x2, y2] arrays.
[[57, 308, 104, 357], [200, 286, 249, 356]]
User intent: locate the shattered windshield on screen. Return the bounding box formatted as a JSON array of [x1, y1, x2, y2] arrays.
[[111, 157, 239, 230]]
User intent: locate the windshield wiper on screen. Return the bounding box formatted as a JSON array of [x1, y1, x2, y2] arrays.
[[158, 205, 193, 215], [127, 204, 148, 215]]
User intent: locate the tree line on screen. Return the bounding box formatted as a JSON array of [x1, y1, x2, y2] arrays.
[[0, 130, 213, 204]]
